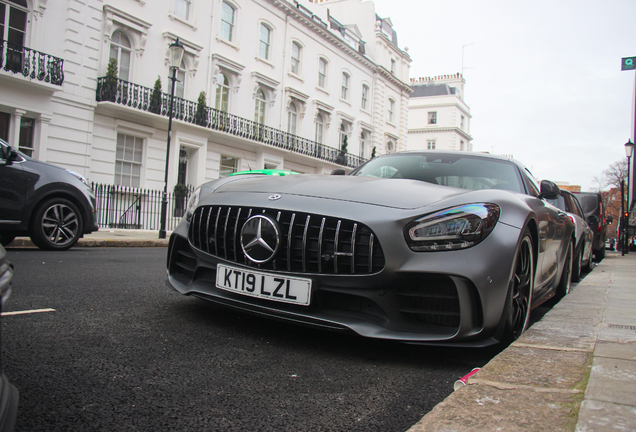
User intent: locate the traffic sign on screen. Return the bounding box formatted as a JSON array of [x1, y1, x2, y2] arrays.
[[622, 57, 636, 70]]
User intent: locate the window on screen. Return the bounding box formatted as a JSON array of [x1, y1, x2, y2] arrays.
[[360, 131, 367, 158], [387, 140, 395, 153], [115, 133, 143, 188], [361, 85, 369, 110], [109, 31, 132, 81], [387, 98, 395, 123], [339, 123, 347, 150], [391, 59, 396, 74], [219, 155, 238, 178], [254, 88, 266, 124], [259, 24, 271, 60], [461, 115, 465, 130], [427, 140, 436, 150], [288, 103, 297, 135], [215, 73, 230, 112], [291, 42, 301, 74], [1, 0, 27, 73], [220, 2, 235, 42], [315, 114, 324, 144], [174, 0, 190, 20], [428, 111, 437, 125], [318, 58, 327, 88], [341, 73, 349, 100], [460, 141, 465, 151], [175, 60, 186, 99], [18, 117, 35, 157]]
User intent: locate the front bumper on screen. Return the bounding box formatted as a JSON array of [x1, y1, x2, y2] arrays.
[[166, 211, 521, 347]]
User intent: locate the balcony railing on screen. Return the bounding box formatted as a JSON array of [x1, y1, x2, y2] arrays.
[[0, 40, 64, 86], [96, 77, 366, 168]]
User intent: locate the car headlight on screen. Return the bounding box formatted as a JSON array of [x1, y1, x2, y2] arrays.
[[404, 204, 500, 251], [66, 169, 90, 188], [185, 187, 202, 222]]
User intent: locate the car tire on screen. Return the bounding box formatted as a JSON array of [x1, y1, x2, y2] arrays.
[[593, 246, 605, 263], [30, 198, 83, 251], [0, 234, 16, 247], [572, 244, 582, 283], [555, 239, 574, 299], [501, 229, 534, 344]]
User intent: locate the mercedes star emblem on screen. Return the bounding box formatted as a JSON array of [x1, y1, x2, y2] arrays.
[[240, 215, 280, 263], [268, 194, 282, 201]]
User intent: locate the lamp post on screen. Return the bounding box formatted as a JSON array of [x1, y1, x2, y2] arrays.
[[624, 139, 635, 254], [159, 37, 185, 239]]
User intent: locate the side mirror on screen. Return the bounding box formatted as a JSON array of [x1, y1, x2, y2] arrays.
[[606, 215, 613, 224], [538, 180, 559, 200], [587, 215, 600, 226], [331, 168, 346, 176], [1, 146, 20, 165]]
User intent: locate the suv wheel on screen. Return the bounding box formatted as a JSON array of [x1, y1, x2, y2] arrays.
[[30, 198, 83, 251]]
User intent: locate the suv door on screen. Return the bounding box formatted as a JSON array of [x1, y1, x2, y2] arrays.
[[0, 143, 28, 225]]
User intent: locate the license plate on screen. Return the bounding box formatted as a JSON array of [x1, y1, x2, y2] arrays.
[[216, 264, 312, 306]]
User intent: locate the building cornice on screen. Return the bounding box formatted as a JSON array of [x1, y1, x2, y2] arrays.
[[408, 127, 473, 141]]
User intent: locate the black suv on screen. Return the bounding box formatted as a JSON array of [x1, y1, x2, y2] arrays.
[[572, 191, 606, 262], [0, 138, 98, 250]]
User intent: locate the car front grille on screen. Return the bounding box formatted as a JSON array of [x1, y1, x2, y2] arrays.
[[188, 205, 385, 275]]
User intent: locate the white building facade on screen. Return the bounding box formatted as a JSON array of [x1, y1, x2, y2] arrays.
[[0, 0, 411, 199], [407, 74, 472, 152]]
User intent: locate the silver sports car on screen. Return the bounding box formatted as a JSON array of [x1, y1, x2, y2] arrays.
[[166, 151, 575, 346]]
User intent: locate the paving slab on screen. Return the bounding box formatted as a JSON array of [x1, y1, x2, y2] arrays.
[[584, 357, 636, 406], [575, 400, 636, 432]]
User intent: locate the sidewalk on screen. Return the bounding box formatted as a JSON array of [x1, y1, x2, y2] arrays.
[[7, 231, 636, 430], [8, 228, 170, 248], [408, 250, 636, 432]]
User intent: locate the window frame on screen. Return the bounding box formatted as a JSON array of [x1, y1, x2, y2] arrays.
[[220, 1, 236, 42], [109, 30, 132, 81], [219, 154, 239, 178], [428, 111, 437, 125], [361, 84, 369, 111], [387, 98, 395, 123], [254, 87, 266, 124], [291, 41, 301, 75], [173, 0, 191, 21], [341, 72, 350, 100], [287, 102, 298, 135], [215, 72, 230, 112], [258, 23, 271, 60], [318, 58, 327, 88], [115, 133, 144, 188]]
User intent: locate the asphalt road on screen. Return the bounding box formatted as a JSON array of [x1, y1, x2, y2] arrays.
[[2, 247, 507, 432]]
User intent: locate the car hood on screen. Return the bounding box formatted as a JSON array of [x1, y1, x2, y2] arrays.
[[210, 174, 470, 210]]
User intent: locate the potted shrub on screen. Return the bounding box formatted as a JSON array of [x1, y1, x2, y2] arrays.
[[150, 76, 163, 114], [195, 91, 208, 126], [173, 183, 189, 217]]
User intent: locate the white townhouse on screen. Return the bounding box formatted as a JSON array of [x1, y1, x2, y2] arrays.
[[407, 74, 472, 152], [0, 0, 411, 201]]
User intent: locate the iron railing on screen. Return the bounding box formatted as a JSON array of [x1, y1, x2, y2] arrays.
[[96, 77, 366, 168], [0, 40, 64, 86], [92, 183, 194, 231]]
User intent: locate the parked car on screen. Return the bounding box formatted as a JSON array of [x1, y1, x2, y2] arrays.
[[0, 244, 19, 431], [572, 191, 606, 262], [546, 189, 594, 282], [230, 169, 299, 176], [166, 151, 575, 347], [0, 138, 98, 250]]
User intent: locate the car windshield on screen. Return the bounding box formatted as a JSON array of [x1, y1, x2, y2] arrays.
[[350, 153, 524, 193]]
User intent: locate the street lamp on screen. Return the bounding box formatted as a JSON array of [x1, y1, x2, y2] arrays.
[[159, 37, 185, 239], [624, 139, 634, 253]]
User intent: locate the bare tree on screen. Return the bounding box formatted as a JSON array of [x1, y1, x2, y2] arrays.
[[600, 159, 628, 190]]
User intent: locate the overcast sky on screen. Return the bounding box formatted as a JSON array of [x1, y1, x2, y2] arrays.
[[370, 0, 636, 191]]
